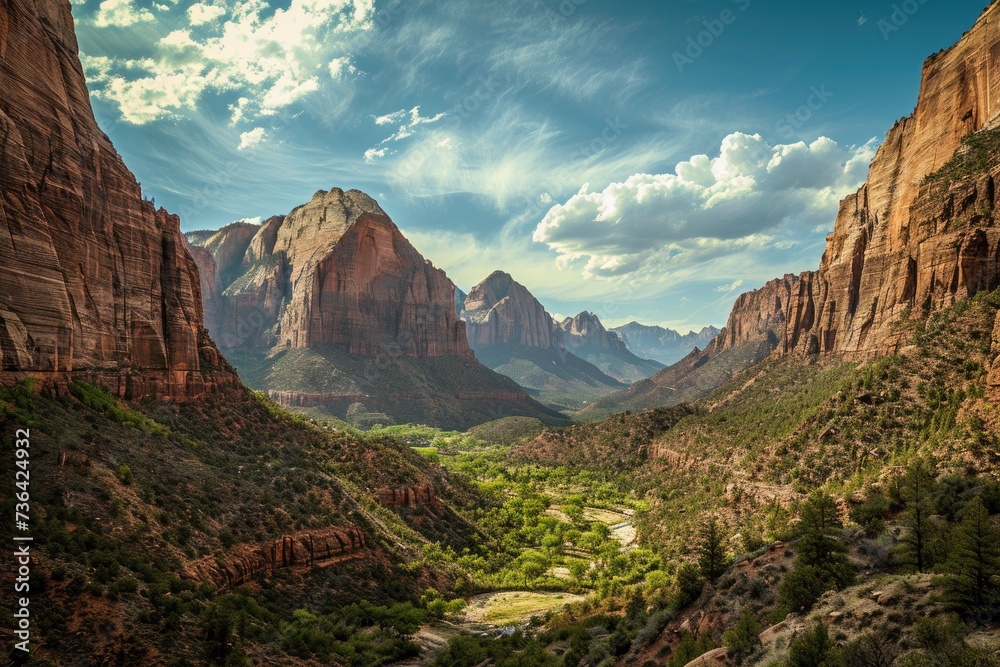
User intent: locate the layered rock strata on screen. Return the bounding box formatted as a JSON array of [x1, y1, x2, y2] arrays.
[[0, 0, 230, 399]]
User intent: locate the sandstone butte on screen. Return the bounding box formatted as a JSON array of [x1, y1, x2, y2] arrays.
[[715, 2, 1000, 361], [188, 188, 474, 360], [0, 0, 234, 399]]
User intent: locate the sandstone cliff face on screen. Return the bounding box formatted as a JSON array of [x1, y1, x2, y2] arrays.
[[0, 0, 229, 398], [711, 275, 801, 356], [190, 191, 473, 359], [773, 3, 1000, 358], [462, 271, 565, 349]]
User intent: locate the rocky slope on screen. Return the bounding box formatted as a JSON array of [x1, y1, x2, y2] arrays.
[[0, 0, 232, 399], [188, 200, 563, 429], [591, 2, 1000, 415], [611, 322, 720, 366], [460, 271, 626, 409], [559, 311, 664, 383]]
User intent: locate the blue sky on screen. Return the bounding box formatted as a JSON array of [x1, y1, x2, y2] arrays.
[[73, 0, 988, 331]]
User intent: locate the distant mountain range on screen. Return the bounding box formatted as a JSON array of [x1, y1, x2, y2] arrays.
[[610, 322, 720, 366], [459, 271, 627, 410]]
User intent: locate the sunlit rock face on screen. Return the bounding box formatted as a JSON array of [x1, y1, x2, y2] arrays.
[[0, 0, 232, 398]]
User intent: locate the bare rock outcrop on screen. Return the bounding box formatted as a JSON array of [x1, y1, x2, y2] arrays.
[[0, 0, 232, 399], [376, 485, 438, 509], [184, 525, 367, 591]]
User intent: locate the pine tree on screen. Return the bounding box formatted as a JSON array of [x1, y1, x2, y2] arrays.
[[698, 516, 728, 581], [788, 623, 843, 667], [944, 496, 1000, 610], [797, 492, 853, 589], [723, 608, 762, 664], [900, 459, 937, 573]]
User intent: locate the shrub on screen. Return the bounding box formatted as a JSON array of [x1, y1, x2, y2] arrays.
[[723, 608, 762, 665], [675, 563, 703, 608], [788, 624, 843, 667]]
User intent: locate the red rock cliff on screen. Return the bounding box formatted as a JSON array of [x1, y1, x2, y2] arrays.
[[0, 0, 230, 398], [190, 189, 474, 359], [720, 2, 1000, 360]]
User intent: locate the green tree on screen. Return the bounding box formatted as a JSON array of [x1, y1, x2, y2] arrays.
[[670, 632, 714, 667], [776, 564, 829, 615], [943, 496, 1000, 611], [788, 624, 843, 667], [900, 459, 937, 573], [675, 562, 703, 607], [796, 492, 854, 590], [698, 516, 729, 582], [723, 608, 762, 664]]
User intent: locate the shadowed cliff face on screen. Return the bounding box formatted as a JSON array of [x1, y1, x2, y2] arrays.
[[0, 0, 231, 399]]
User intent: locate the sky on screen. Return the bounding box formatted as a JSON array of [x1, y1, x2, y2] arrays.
[[72, 0, 990, 332]]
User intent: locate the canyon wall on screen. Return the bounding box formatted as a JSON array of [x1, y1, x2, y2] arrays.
[[730, 3, 1000, 359], [0, 0, 230, 399]]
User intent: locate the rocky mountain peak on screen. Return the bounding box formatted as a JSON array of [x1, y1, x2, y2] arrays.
[[463, 272, 563, 348]]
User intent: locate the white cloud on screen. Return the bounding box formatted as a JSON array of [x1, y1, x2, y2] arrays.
[[238, 127, 267, 151], [94, 0, 154, 27], [187, 3, 226, 26], [364, 147, 387, 163], [375, 110, 407, 126], [533, 133, 877, 277], [85, 0, 373, 124], [715, 280, 744, 293], [365, 106, 447, 160], [328, 56, 357, 79]]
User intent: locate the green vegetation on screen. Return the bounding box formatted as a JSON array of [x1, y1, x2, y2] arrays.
[[724, 608, 763, 665], [921, 126, 1000, 189]]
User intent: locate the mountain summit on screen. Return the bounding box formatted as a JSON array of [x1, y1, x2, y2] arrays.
[[559, 312, 664, 383]]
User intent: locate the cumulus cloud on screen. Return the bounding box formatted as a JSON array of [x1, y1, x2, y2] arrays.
[[533, 133, 877, 278], [187, 3, 225, 26], [84, 0, 373, 125], [238, 127, 267, 151], [94, 0, 154, 27]]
